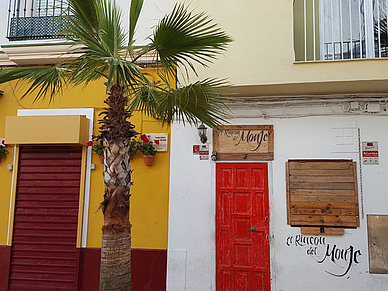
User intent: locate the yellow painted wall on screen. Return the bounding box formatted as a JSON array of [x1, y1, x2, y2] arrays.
[[181, 0, 388, 95], [0, 66, 171, 250]]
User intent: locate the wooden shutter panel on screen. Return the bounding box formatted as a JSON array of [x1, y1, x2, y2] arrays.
[[286, 160, 359, 229], [9, 146, 82, 291]]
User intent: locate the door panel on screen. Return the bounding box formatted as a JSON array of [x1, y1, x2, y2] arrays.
[[216, 163, 270, 291], [8, 146, 82, 291]]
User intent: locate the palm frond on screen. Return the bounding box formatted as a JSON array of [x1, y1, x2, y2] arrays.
[[63, 0, 125, 59], [98, 0, 126, 57], [0, 66, 70, 103], [66, 0, 100, 36], [0, 1, 233, 129], [129, 0, 144, 44], [129, 78, 232, 129], [149, 4, 233, 76]]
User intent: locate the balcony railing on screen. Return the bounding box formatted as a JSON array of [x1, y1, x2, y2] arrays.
[[7, 0, 69, 41], [294, 0, 388, 61]]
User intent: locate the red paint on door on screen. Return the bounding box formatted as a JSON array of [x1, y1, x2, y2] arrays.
[[216, 163, 270, 291]]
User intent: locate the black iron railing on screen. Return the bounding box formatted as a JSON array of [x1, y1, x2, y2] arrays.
[[7, 0, 69, 41]]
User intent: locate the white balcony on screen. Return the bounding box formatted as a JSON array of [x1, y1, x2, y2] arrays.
[[7, 0, 68, 41]]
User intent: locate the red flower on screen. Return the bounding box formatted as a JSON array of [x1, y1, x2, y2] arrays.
[[140, 134, 149, 143], [92, 135, 97, 140], [87, 141, 93, 146], [154, 140, 160, 145], [1, 140, 5, 145]]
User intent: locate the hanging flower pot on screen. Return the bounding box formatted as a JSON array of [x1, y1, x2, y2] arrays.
[[143, 155, 155, 166], [139, 134, 157, 166], [99, 154, 105, 164]]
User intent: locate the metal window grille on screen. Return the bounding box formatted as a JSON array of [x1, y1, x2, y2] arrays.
[[295, 0, 388, 61], [7, 0, 69, 41]]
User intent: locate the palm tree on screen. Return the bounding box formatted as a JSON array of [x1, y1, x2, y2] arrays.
[[0, 0, 232, 290]]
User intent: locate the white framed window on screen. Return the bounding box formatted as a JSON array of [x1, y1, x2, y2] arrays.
[[320, 0, 388, 60], [295, 0, 388, 61]]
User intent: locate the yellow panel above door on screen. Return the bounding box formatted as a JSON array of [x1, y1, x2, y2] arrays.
[[5, 115, 90, 145]]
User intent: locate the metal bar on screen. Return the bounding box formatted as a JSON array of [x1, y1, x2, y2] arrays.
[[304, 0, 307, 61], [38, 0, 42, 17], [365, 0, 375, 57], [15, 0, 20, 18], [358, 0, 363, 58], [386, 0, 388, 55], [340, 0, 344, 59], [7, 0, 12, 38], [377, 0, 382, 57], [23, 0, 27, 17], [313, 0, 316, 61], [15, 0, 21, 37], [319, 0, 325, 60], [331, 0, 335, 59], [45, 0, 49, 37], [30, 0, 34, 37], [349, 0, 354, 58]]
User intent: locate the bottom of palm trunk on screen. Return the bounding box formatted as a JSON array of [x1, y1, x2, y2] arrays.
[[99, 225, 132, 291]]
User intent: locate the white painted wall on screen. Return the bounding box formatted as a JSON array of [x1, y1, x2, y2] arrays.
[[167, 108, 388, 291], [117, 0, 176, 45]]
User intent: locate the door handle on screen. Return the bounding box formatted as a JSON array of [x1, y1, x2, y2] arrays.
[[250, 226, 257, 232]]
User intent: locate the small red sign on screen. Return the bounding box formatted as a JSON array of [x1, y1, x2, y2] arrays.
[[193, 145, 200, 154], [363, 151, 378, 157], [199, 145, 209, 155]]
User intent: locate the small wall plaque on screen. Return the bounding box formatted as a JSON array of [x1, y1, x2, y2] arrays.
[[213, 125, 274, 161], [144, 133, 168, 152], [362, 141, 379, 165]]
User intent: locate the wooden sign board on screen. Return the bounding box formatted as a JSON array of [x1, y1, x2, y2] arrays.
[[213, 125, 274, 161]]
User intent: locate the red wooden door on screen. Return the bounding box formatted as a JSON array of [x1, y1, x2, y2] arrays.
[[8, 146, 82, 291], [216, 163, 270, 291]]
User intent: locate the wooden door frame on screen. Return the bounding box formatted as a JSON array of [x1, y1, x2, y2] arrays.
[[214, 161, 272, 290]]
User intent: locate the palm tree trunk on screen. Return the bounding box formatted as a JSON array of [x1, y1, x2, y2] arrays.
[[98, 85, 137, 291], [100, 225, 131, 290]]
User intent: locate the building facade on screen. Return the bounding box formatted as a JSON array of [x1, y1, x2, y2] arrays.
[[1, 0, 388, 291], [166, 0, 388, 291], [0, 1, 174, 290]]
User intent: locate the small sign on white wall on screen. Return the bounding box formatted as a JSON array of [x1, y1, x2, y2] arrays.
[[199, 145, 209, 160], [362, 141, 379, 165], [193, 145, 209, 160]]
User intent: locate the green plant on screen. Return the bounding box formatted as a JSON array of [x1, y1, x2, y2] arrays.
[[130, 138, 140, 155], [140, 141, 157, 156], [0, 146, 8, 158], [92, 144, 105, 156], [140, 134, 157, 156], [88, 138, 105, 156]]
